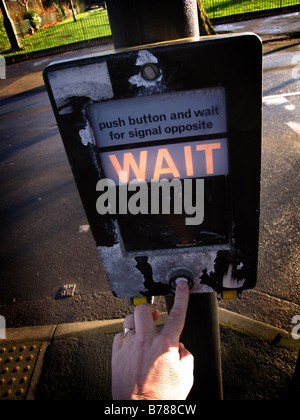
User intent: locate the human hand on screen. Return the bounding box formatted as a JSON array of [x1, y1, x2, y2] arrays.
[[112, 282, 194, 400]]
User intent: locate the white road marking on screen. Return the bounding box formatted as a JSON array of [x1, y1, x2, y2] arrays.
[[263, 96, 288, 105], [285, 104, 296, 111], [286, 121, 300, 136], [262, 92, 300, 136], [263, 91, 300, 101]]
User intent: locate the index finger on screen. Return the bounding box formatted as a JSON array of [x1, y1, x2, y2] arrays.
[[162, 281, 190, 345]]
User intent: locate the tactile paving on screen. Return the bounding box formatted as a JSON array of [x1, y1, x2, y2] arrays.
[[0, 342, 41, 400]]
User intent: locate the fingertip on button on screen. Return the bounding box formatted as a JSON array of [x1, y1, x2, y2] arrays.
[[169, 271, 194, 293], [176, 281, 189, 291], [175, 278, 189, 290], [175, 277, 189, 286]]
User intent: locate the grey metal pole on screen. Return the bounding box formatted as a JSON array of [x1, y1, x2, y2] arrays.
[[291, 349, 300, 395], [107, 0, 223, 400], [106, 0, 199, 49], [283, 346, 300, 398]]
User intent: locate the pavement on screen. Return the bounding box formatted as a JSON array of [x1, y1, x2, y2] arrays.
[[0, 308, 299, 401], [0, 13, 300, 401], [214, 11, 300, 41]]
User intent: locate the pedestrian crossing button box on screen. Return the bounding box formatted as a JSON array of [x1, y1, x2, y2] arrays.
[[44, 33, 262, 300]]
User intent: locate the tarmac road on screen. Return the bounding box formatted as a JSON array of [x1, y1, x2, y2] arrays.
[[0, 38, 299, 331], [220, 39, 300, 330]]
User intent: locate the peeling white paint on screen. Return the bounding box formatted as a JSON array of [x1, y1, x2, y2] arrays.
[[222, 264, 245, 289], [135, 50, 158, 66], [129, 74, 162, 88], [197, 283, 215, 294], [129, 50, 162, 88], [79, 120, 96, 146], [47, 61, 114, 114], [97, 244, 147, 298], [146, 249, 217, 294], [97, 240, 224, 298]]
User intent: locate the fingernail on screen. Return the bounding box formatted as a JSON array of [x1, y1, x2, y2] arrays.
[[176, 280, 188, 290]]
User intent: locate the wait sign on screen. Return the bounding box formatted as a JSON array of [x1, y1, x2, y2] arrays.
[[88, 87, 229, 183]]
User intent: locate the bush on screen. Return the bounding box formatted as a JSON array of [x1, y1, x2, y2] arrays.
[[23, 10, 42, 30], [52, 2, 66, 21]]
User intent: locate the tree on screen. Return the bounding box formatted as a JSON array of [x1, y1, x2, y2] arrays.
[[0, 0, 21, 50], [69, 0, 77, 23], [197, 0, 215, 36], [17, 0, 30, 12]]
